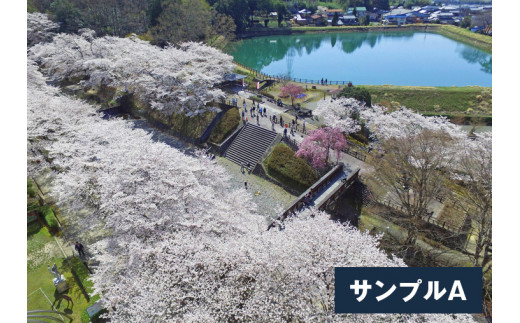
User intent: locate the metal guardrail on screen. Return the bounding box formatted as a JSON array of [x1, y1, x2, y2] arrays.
[[233, 61, 352, 85], [268, 163, 359, 230], [342, 146, 367, 162]]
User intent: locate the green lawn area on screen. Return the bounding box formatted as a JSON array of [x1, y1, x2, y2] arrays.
[[209, 108, 241, 144], [362, 85, 492, 121], [27, 222, 99, 322]]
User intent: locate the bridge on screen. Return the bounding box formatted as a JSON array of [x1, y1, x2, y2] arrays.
[[268, 162, 360, 230]]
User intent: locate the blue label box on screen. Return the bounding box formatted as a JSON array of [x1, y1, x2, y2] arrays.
[[335, 267, 482, 313]]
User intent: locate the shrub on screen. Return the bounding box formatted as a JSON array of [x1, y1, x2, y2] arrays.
[[27, 178, 36, 198], [209, 108, 241, 143], [266, 144, 318, 192], [259, 91, 274, 99], [248, 95, 263, 102], [338, 86, 372, 106], [41, 205, 59, 232]]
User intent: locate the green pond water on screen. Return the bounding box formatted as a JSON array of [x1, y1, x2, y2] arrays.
[[228, 31, 491, 87]]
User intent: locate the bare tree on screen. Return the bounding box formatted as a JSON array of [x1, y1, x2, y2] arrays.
[[375, 129, 454, 257]]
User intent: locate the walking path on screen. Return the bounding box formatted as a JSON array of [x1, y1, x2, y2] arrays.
[[229, 90, 375, 176]]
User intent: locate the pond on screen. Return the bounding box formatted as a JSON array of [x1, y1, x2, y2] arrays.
[[228, 31, 492, 87]]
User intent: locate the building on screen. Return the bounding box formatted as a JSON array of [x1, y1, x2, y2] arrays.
[[341, 15, 358, 25], [384, 14, 407, 26], [326, 9, 344, 17]]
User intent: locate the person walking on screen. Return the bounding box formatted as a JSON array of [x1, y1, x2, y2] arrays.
[[259, 106, 262, 117], [244, 181, 248, 190], [256, 113, 260, 125], [271, 118, 275, 130], [241, 162, 245, 173], [75, 241, 86, 258], [325, 78, 328, 85], [303, 118, 306, 134], [241, 110, 245, 120], [280, 116, 283, 127], [284, 127, 287, 138], [264, 106, 267, 116]]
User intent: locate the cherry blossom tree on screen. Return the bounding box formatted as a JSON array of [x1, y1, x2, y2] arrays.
[[29, 29, 234, 117], [359, 105, 466, 142], [27, 12, 59, 47], [313, 97, 363, 136], [296, 127, 348, 169], [27, 42, 476, 323], [452, 132, 492, 268], [374, 129, 456, 257], [280, 83, 305, 107]]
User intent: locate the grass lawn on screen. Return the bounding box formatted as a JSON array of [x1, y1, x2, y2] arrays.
[[209, 108, 241, 144], [362, 85, 492, 121], [27, 222, 99, 322]]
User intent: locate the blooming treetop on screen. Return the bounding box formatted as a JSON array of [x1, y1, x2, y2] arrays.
[[27, 12, 59, 47], [296, 127, 348, 169], [280, 83, 305, 107], [27, 55, 475, 323], [29, 23, 234, 117], [359, 105, 467, 142], [313, 97, 362, 135]]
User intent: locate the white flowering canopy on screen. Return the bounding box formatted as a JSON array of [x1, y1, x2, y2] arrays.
[[27, 15, 478, 321], [314, 97, 363, 135], [27, 12, 59, 46], [29, 17, 234, 117]]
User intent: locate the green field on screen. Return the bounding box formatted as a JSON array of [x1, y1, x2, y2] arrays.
[[363, 85, 492, 122], [27, 222, 99, 322]]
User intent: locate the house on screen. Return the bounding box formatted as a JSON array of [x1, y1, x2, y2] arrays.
[[341, 15, 358, 25], [437, 12, 455, 24], [355, 7, 367, 17], [294, 14, 307, 25], [421, 5, 440, 13], [298, 9, 312, 17], [384, 14, 407, 26], [407, 11, 430, 23], [326, 9, 343, 17], [385, 8, 413, 16], [374, 9, 390, 20], [346, 7, 367, 17], [365, 11, 379, 22], [310, 14, 326, 26]]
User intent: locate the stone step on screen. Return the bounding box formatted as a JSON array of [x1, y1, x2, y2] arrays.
[[224, 123, 278, 169]]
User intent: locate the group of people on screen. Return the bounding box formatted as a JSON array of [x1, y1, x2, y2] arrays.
[[320, 78, 328, 85], [239, 98, 307, 136], [242, 99, 269, 125]]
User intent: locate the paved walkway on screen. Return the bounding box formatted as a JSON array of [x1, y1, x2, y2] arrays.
[[228, 91, 374, 176]]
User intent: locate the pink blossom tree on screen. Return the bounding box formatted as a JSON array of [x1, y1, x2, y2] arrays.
[[280, 83, 305, 107], [296, 127, 348, 169]]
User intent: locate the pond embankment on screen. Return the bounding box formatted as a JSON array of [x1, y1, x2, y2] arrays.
[[238, 24, 491, 52]]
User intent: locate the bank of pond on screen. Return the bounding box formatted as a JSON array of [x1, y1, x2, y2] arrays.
[[229, 29, 491, 87]]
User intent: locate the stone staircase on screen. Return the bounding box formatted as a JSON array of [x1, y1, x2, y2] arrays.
[[224, 123, 278, 172]]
